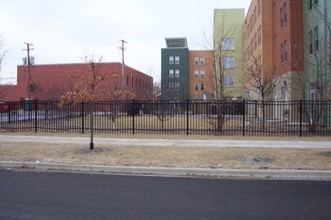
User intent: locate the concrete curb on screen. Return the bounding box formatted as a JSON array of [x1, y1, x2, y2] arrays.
[[1, 161, 331, 181]]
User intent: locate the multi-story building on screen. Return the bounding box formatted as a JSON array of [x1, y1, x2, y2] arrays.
[[272, 0, 304, 101], [303, 0, 331, 101], [161, 38, 189, 100], [214, 9, 245, 100], [189, 50, 214, 100], [161, 38, 215, 100], [243, 0, 273, 101], [0, 63, 153, 101]]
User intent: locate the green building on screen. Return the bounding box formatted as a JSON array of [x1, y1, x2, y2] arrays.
[[213, 9, 245, 100], [304, 0, 331, 100], [161, 38, 189, 100], [303, 0, 331, 125]]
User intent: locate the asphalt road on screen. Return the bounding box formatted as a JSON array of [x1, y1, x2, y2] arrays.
[[1, 169, 331, 220]]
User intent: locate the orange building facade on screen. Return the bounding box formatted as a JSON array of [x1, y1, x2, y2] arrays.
[[0, 63, 153, 101], [243, 0, 304, 101], [188, 50, 214, 100], [243, 0, 273, 100]]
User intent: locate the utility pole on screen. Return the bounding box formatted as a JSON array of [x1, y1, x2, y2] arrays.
[[23, 42, 34, 100], [120, 40, 127, 101]]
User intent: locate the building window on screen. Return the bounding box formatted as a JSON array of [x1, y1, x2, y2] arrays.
[[200, 84, 205, 91], [222, 38, 235, 50], [169, 70, 174, 78], [169, 83, 174, 91], [200, 70, 205, 78], [175, 83, 180, 91], [194, 71, 199, 78], [257, 0, 261, 16], [194, 83, 199, 91], [169, 56, 174, 65], [273, 34, 277, 46], [258, 25, 262, 45], [309, 30, 313, 54], [284, 40, 288, 62], [224, 74, 234, 87], [309, 26, 319, 54], [309, 0, 318, 11], [280, 7, 283, 28], [283, 2, 287, 26], [175, 56, 180, 64], [175, 70, 180, 78], [194, 57, 199, 64], [200, 57, 205, 65], [314, 26, 319, 52], [222, 56, 235, 69], [281, 43, 284, 63], [281, 41, 288, 63]]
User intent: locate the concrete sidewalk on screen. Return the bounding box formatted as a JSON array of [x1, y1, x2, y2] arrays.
[[1, 134, 331, 149], [1, 134, 331, 180]]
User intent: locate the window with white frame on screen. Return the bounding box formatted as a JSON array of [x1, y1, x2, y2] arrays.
[[169, 56, 174, 65], [194, 84, 199, 91], [169, 69, 174, 78], [175, 83, 180, 91], [200, 57, 205, 65], [175, 56, 180, 64], [194, 70, 199, 78], [222, 38, 235, 50], [169, 82, 174, 91], [200, 70, 205, 78], [200, 84, 205, 91], [224, 74, 234, 87], [222, 56, 235, 69], [175, 70, 180, 78], [194, 57, 199, 64]]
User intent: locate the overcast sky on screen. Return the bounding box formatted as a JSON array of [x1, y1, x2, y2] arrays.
[[0, 0, 250, 84]]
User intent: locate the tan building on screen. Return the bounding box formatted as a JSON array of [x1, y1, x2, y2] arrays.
[[214, 9, 245, 100], [189, 50, 214, 100]]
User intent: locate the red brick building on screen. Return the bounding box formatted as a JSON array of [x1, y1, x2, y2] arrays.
[[0, 63, 153, 101], [272, 0, 304, 101]]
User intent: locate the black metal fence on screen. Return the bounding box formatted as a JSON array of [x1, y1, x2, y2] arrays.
[[0, 99, 330, 136]]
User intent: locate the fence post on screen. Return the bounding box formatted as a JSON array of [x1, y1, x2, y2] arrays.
[[132, 99, 135, 134], [243, 99, 245, 136], [34, 99, 38, 133], [186, 99, 189, 135], [81, 101, 85, 134], [299, 100, 303, 137], [7, 101, 11, 124]]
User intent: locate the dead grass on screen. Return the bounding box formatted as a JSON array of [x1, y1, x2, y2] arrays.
[[1, 140, 330, 170]]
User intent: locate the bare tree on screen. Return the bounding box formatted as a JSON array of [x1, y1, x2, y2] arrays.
[[60, 56, 112, 150], [201, 10, 243, 133], [244, 56, 279, 129], [0, 35, 8, 99]]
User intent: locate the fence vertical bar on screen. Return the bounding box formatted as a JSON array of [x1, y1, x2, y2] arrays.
[[132, 99, 135, 134], [81, 101, 85, 134], [299, 100, 303, 137], [243, 99, 246, 136], [34, 99, 38, 132], [186, 99, 189, 135], [7, 101, 11, 124]]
